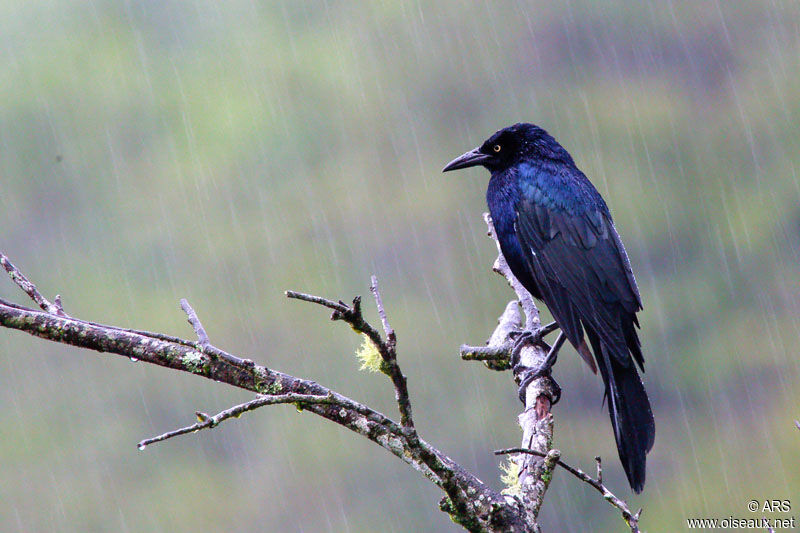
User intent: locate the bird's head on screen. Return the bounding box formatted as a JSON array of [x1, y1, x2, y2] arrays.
[[442, 123, 571, 174]]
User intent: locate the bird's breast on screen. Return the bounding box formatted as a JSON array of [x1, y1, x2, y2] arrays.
[[486, 174, 519, 240], [486, 171, 544, 300]]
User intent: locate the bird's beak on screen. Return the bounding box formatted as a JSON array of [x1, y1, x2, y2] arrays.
[[442, 147, 492, 172]]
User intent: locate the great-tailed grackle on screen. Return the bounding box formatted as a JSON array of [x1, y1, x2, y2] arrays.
[[443, 123, 655, 493]]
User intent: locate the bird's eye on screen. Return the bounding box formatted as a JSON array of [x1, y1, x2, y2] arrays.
[[493, 144, 501, 153]]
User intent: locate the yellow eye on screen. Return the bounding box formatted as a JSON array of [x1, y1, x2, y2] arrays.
[[493, 144, 501, 152]]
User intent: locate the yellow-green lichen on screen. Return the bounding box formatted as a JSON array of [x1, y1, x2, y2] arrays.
[[355, 334, 385, 373], [499, 458, 522, 497]]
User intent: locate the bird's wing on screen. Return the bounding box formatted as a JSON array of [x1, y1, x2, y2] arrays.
[[514, 189, 643, 368]]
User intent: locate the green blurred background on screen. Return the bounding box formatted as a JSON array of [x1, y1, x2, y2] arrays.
[[2, 1, 799, 531]]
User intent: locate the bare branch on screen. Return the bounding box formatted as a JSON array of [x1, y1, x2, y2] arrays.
[[495, 449, 641, 533], [0, 264, 208, 352], [1, 254, 526, 532], [180, 298, 211, 348], [370, 275, 395, 345], [54, 294, 66, 315], [459, 343, 513, 370], [460, 308, 556, 372], [464, 215, 559, 526], [287, 283, 415, 429], [1, 252, 67, 317], [285, 290, 350, 317], [595, 455, 603, 485], [138, 392, 337, 449], [369, 275, 413, 429], [179, 298, 252, 368], [460, 300, 520, 371]]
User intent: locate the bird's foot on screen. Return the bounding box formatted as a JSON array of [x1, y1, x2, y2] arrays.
[[508, 330, 535, 369], [508, 322, 560, 369], [517, 366, 561, 405], [514, 331, 567, 405]]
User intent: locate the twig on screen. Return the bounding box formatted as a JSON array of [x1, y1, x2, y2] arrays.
[[54, 294, 66, 315], [138, 392, 336, 449], [285, 290, 350, 317], [369, 275, 413, 430], [485, 213, 540, 332], [595, 455, 603, 485], [459, 342, 513, 370], [0, 268, 215, 353], [370, 275, 396, 346], [1, 252, 67, 317], [179, 298, 252, 368], [287, 284, 415, 429], [460, 336, 554, 371], [495, 449, 641, 533], [460, 301, 522, 372], [181, 298, 211, 348]]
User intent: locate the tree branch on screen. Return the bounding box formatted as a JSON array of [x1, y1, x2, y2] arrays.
[[368, 275, 412, 429], [1, 253, 67, 317], [370, 275, 395, 344], [2, 213, 641, 533], [138, 392, 337, 449], [180, 298, 212, 348], [495, 449, 641, 532], [179, 298, 252, 367], [288, 278, 414, 429], [460, 215, 560, 528], [459, 342, 513, 370], [0, 252, 526, 532]]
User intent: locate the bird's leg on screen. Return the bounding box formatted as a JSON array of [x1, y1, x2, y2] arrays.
[[538, 321, 560, 338], [517, 331, 567, 404]]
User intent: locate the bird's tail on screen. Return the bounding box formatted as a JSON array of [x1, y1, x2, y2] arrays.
[[585, 327, 655, 493]]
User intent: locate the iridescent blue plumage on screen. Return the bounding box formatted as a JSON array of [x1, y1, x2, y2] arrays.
[[444, 122, 655, 493]]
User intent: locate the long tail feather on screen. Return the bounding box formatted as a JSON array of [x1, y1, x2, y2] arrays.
[[586, 327, 655, 493]]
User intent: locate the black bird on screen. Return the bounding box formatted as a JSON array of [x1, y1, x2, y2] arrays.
[[443, 123, 655, 492]]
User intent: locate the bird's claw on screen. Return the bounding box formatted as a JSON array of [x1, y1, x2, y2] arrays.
[[509, 324, 559, 367], [509, 330, 535, 368], [517, 367, 561, 405], [511, 326, 565, 404]]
